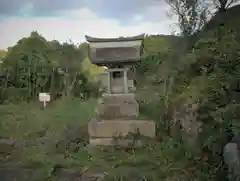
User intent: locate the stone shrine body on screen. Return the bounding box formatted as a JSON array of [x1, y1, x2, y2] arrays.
[[86, 34, 155, 146]]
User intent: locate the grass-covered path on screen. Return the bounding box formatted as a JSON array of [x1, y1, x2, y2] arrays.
[[0, 99, 200, 181], [0, 99, 97, 180]]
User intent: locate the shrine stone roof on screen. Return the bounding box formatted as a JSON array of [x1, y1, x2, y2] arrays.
[[85, 34, 145, 42]]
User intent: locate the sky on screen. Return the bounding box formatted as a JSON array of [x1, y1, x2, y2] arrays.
[[0, 0, 177, 50]]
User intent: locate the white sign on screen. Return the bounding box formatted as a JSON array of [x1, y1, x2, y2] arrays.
[[39, 93, 50, 108]]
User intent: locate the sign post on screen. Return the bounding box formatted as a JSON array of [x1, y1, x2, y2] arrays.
[[39, 93, 50, 108]]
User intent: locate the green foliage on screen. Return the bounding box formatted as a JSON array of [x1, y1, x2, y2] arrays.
[[0, 32, 101, 103], [165, 26, 240, 181], [0, 50, 7, 60], [189, 4, 240, 50], [136, 35, 178, 81], [0, 99, 97, 180], [135, 5, 240, 181]]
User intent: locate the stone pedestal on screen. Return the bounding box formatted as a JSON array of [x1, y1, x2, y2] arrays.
[[88, 120, 155, 147], [89, 138, 143, 147], [88, 120, 155, 138], [88, 93, 156, 146], [98, 93, 139, 119]]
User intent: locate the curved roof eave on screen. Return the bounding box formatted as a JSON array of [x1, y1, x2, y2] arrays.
[[85, 33, 145, 42]]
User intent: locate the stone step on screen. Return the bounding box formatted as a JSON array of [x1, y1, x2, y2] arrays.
[[0, 165, 35, 181], [98, 102, 139, 119], [101, 93, 136, 104], [88, 120, 155, 138], [89, 138, 143, 147]]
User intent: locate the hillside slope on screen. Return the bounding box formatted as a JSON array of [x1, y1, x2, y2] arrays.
[[189, 5, 240, 49], [205, 5, 240, 32]]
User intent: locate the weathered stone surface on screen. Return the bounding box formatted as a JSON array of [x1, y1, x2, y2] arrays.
[[172, 102, 202, 149], [111, 77, 125, 94], [89, 138, 143, 147], [0, 139, 26, 156], [0, 164, 35, 181], [223, 142, 240, 181], [98, 102, 139, 119], [101, 93, 136, 104], [88, 120, 155, 138], [98, 94, 139, 119]]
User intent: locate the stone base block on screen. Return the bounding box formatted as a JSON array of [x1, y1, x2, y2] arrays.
[[98, 102, 139, 119], [89, 138, 143, 147], [98, 94, 139, 119], [101, 93, 136, 104], [88, 120, 155, 138]]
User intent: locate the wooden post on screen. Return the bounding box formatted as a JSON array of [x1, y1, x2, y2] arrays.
[[123, 69, 128, 94], [107, 71, 111, 94]]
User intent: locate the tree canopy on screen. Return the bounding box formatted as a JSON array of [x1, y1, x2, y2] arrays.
[[0, 31, 104, 102]]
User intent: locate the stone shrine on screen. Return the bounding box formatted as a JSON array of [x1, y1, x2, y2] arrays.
[[86, 34, 155, 146]]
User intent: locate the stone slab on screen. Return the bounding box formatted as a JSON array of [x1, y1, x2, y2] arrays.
[[88, 120, 155, 138], [101, 93, 136, 104], [89, 138, 143, 147], [98, 93, 139, 119], [98, 102, 139, 119]]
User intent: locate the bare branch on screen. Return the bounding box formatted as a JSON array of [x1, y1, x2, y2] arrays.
[[164, 0, 211, 36], [212, 0, 238, 11]]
